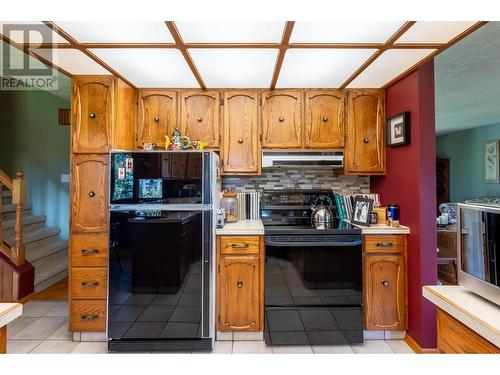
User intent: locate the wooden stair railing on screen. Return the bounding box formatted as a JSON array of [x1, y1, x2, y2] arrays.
[[0, 170, 26, 267]]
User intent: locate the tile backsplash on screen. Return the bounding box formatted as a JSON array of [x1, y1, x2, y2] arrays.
[[222, 169, 370, 195]]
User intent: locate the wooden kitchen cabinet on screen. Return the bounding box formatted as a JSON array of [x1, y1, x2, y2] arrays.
[[72, 76, 114, 154], [345, 89, 385, 175], [261, 90, 302, 148], [217, 236, 264, 332], [180, 91, 220, 148], [304, 90, 345, 149], [137, 90, 177, 148], [221, 91, 261, 175], [363, 235, 407, 331], [71, 154, 108, 233]]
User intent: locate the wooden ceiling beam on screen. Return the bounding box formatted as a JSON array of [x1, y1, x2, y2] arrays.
[[42, 21, 137, 89], [0, 33, 73, 78], [165, 21, 206, 90], [269, 21, 295, 90], [382, 21, 488, 89], [338, 21, 416, 89]]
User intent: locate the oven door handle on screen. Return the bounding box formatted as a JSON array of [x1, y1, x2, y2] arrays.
[[265, 239, 362, 247]]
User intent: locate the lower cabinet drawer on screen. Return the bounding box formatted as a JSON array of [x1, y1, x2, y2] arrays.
[[71, 267, 107, 299], [220, 236, 260, 255], [70, 300, 106, 332], [364, 235, 406, 254], [70, 233, 109, 267]]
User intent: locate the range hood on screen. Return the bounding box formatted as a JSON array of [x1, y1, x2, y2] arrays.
[[262, 151, 343, 169]]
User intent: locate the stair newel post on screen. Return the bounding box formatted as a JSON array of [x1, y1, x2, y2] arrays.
[[12, 171, 25, 266]]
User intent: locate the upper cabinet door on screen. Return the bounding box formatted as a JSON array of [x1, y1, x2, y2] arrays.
[[71, 154, 108, 233], [180, 91, 220, 148], [137, 90, 177, 148], [222, 91, 260, 175], [72, 76, 114, 154], [345, 90, 385, 175], [304, 90, 345, 149], [261, 91, 302, 149]]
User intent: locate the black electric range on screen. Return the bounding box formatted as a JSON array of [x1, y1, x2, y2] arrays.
[[261, 190, 364, 346]]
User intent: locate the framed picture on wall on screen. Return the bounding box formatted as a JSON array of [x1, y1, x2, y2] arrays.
[[485, 140, 499, 183], [386, 111, 411, 147]]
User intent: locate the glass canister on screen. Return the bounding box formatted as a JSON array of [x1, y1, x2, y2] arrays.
[[220, 188, 238, 223]]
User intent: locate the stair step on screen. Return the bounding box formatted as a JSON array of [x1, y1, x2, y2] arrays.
[[34, 269, 68, 294], [1, 203, 32, 220], [2, 215, 47, 231], [25, 238, 68, 263], [33, 249, 68, 289], [4, 226, 61, 247], [33, 249, 68, 286], [1, 191, 12, 204]]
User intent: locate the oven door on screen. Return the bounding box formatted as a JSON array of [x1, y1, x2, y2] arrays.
[[264, 235, 363, 345]]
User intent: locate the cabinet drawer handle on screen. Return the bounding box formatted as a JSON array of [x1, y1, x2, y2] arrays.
[[197, 116, 203, 123], [231, 243, 249, 249], [381, 280, 389, 287], [278, 116, 284, 123], [154, 116, 160, 122], [363, 137, 369, 144], [81, 249, 99, 256], [81, 281, 99, 288], [88, 191, 95, 198], [376, 242, 393, 248], [322, 116, 328, 123], [237, 139, 244, 144], [80, 314, 98, 321], [237, 281, 243, 288], [89, 113, 96, 119]]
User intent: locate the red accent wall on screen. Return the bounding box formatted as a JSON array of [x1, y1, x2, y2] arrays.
[[371, 61, 437, 348]]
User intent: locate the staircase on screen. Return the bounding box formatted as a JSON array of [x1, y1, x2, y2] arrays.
[[2, 189, 68, 293]]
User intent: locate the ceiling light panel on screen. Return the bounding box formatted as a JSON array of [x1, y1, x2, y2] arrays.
[[32, 48, 110, 74], [176, 21, 285, 43], [55, 21, 175, 43], [0, 21, 69, 44], [347, 49, 436, 88], [396, 22, 477, 44], [277, 49, 377, 88], [189, 49, 278, 88], [89, 48, 198, 87], [290, 21, 405, 43]]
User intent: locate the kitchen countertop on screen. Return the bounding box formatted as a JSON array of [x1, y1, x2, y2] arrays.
[[0, 303, 23, 328], [347, 221, 410, 234], [216, 220, 264, 236], [423, 285, 500, 347]]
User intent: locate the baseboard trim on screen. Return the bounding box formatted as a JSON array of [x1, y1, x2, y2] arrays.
[[405, 333, 439, 354]]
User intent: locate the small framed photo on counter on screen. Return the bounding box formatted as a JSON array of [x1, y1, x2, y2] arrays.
[[387, 111, 410, 147], [351, 198, 374, 226]]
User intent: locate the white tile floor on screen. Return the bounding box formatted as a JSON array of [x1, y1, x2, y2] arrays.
[[7, 301, 414, 354]]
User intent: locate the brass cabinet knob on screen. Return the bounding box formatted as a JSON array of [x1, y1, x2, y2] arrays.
[[89, 113, 96, 119], [154, 116, 160, 122], [237, 139, 244, 144], [237, 281, 243, 288], [376, 242, 393, 248], [80, 314, 98, 321], [81, 281, 99, 288], [322, 116, 328, 123], [278, 116, 284, 123], [197, 116, 203, 123], [81, 249, 99, 255], [381, 280, 389, 287], [363, 138, 369, 144], [88, 191, 95, 198]]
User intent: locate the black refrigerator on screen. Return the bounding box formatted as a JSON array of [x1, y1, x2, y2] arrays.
[[107, 151, 220, 352]]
